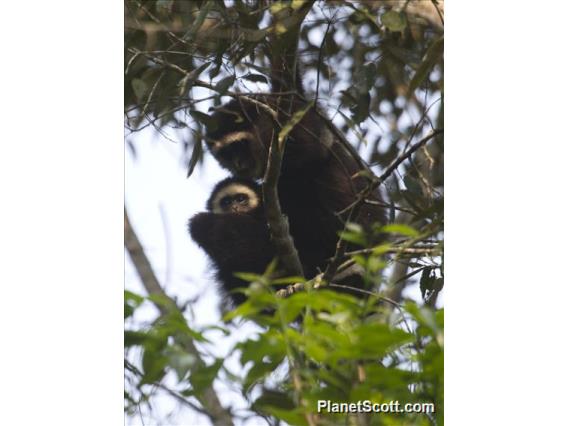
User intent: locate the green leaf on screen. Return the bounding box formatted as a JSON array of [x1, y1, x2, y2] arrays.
[[277, 296, 307, 323], [164, 346, 197, 381], [242, 73, 269, 84], [124, 330, 148, 347], [405, 302, 443, 340], [252, 389, 295, 411], [189, 110, 217, 131], [190, 359, 223, 394], [381, 10, 407, 32], [258, 406, 308, 426], [380, 224, 419, 237], [278, 101, 314, 146], [372, 243, 392, 255], [409, 36, 444, 95], [125, 290, 144, 304], [350, 4, 382, 33], [317, 311, 351, 326], [125, 290, 144, 319], [420, 267, 434, 299], [271, 276, 305, 285], [286, 290, 360, 317], [346, 222, 363, 233], [131, 78, 148, 101], [179, 62, 210, 95], [233, 271, 262, 283], [340, 223, 367, 246], [239, 331, 286, 364], [367, 255, 385, 273], [208, 60, 222, 79], [201, 324, 231, 337], [214, 75, 235, 95], [351, 364, 417, 397], [349, 91, 371, 124], [141, 347, 168, 384], [238, 332, 287, 387], [339, 323, 413, 360], [404, 175, 424, 198], [223, 299, 263, 321], [339, 231, 366, 246], [186, 139, 203, 178], [146, 293, 176, 311], [184, 0, 214, 41]]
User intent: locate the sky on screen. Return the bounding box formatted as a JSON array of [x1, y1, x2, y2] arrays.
[[125, 121, 274, 425]]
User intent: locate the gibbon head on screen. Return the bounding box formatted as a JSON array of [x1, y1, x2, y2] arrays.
[[205, 100, 272, 179], [207, 177, 262, 215]]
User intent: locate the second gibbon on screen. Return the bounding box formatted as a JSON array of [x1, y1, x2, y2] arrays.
[[188, 177, 277, 306]]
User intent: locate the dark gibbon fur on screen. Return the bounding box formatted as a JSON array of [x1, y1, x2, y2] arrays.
[[188, 177, 277, 306], [205, 97, 386, 281]]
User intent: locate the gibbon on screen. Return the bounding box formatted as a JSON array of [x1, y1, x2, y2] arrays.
[[188, 177, 276, 306], [205, 97, 386, 280]]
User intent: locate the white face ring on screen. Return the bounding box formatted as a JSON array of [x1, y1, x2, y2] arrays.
[[211, 183, 259, 214]]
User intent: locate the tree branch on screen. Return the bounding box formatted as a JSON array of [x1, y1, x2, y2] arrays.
[[125, 208, 169, 305], [124, 207, 235, 426], [258, 2, 318, 279], [262, 128, 305, 277]]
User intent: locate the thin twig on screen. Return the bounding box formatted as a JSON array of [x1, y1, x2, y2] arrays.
[[344, 245, 439, 257], [327, 283, 401, 307], [323, 130, 443, 283], [314, 17, 334, 102]]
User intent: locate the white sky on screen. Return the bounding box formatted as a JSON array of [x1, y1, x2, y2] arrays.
[[125, 123, 274, 425]]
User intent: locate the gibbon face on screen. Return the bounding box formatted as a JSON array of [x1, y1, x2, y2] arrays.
[[211, 133, 264, 179], [206, 100, 272, 179], [206, 177, 262, 215]]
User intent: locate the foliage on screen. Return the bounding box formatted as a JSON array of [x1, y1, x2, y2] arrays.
[[125, 0, 444, 425], [125, 258, 444, 425]]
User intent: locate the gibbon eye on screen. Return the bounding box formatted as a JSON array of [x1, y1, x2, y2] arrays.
[[220, 196, 232, 209], [235, 193, 248, 204]]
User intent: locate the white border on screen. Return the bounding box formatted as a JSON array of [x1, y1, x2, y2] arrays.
[[0, 1, 123, 424]]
